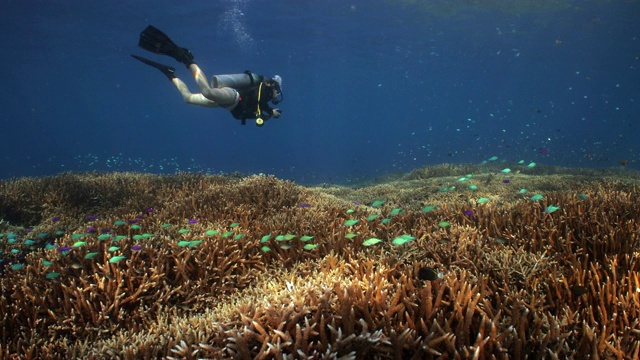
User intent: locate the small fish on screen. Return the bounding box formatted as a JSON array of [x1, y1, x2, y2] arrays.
[[46, 272, 60, 279], [205, 230, 219, 236], [344, 219, 359, 226], [381, 218, 391, 224], [280, 244, 292, 250], [477, 197, 490, 204], [530, 194, 544, 201], [261, 234, 272, 243], [260, 246, 271, 252], [502, 179, 511, 184], [86, 226, 97, 232], [463, 210, 474, 217], [130, 224, 142, 230], [114, 220, 127, 226], [230, 222, 240, 228], [389, 208, 403, 216], [188, 219, 198, 224], [366, 214, 380, 222], [178, 228, 190, 234], [52, 217, 61, 223], [84, 252, 99, 259], [519, 188, 527, 194], [545, 205, 560, 213], [577, 194, 588, 200], [109, 256, 126, 264], [418, 267, 441, 281], [57, 246, 72, 252], [500, 168, 511, 173], [468, 185, 478, 190], [371, 200, 385, 207], [362, 238, 383, 246], [438, 221, 451, 228], [527, 162, 536, 168], [300, 236, 314, 242], [145, 208, 154, 213], [303, 244, 318, 250], [298, 203, 311, 208], [108, 246, 120, 252], [392, 235, 415, 246], [495, 237, 509, 244], [71, 263, 83, 269], [11, 263, 25, 271], [345, 233, 358, 239], [422, 205, 437, 213], [131, 245, 143, 251]]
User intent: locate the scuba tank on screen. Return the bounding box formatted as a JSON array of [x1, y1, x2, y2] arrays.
[[211, 71, 263, 90]]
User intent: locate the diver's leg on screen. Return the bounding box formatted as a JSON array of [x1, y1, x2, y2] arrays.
[[189, 64, 238, 107], [171, 78, 219, 108]]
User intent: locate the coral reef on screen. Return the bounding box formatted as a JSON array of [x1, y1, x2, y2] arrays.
[[1, 165, 639, 359]]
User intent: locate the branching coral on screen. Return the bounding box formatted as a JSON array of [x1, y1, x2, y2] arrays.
[[1, 167, 640, 359]]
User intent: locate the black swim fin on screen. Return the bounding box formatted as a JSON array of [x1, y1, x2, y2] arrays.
[[131, 54, 176, 80], [138, 25, 195, 66]]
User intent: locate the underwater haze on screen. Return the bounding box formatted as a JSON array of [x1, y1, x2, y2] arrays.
[[1, 0, 639, 184]]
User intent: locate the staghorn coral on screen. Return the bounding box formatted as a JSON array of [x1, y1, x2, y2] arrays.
[[1, 166, 640, 359]]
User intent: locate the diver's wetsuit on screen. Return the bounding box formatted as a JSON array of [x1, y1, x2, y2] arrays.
[[172, 64, 275, 124], [230, 82, 277, 125]]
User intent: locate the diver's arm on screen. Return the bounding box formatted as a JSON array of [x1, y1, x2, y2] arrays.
[[171, 78, 218, 107]]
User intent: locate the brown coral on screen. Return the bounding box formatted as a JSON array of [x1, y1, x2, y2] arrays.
[[1, 166, 640, 359]]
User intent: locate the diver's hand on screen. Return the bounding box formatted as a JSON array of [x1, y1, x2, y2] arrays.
[[272, 109, 282, 118]]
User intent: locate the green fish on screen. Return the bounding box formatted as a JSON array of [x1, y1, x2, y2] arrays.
[[366, 214, 380, 222], [303, 244, 318, 250], [362, 238, 383, 246], [530, 194, 544, 201], [109, 256, 126, 263], [46, 272, 60, 279], [261, 234, 272, 243], [371, 200, 385, 208], [344, 219, 359, 227], [545, 205, 560, 213], [389, 208, 403, 216], [477, 197, 490, 204]]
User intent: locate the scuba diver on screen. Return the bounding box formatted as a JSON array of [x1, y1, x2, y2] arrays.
[[131, 25, 283, 126]]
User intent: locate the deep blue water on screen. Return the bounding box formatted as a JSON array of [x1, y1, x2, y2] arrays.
[[1, 0, 639, 184]]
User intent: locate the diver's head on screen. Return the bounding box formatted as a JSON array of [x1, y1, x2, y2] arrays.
[[266, 75, 283, 104]]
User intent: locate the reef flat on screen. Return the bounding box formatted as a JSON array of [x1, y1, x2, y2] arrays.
[[1, 164, 639, 359]]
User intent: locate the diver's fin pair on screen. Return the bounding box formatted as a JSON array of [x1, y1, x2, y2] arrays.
[[137, 25, 195, 66], [131, 54, 176, 80]]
